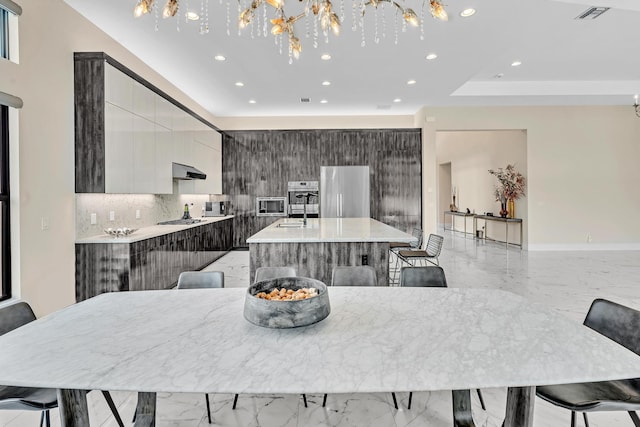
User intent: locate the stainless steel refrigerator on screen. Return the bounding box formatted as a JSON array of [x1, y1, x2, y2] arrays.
[[320, 166, 370, 218]]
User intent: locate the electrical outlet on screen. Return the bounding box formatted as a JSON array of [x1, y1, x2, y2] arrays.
[[109, 211, 115, 221], [362, 254, 368, 265], [90, 213, 97, 225], [135, 210, 141, 219], [587, 233, 592, 243], [41, 217, 49, 231]]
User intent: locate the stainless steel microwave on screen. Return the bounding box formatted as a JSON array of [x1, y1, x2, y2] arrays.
[[256, 197, 287, 217]]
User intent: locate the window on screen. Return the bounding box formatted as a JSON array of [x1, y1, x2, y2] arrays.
[[0, 105, 10, 301], [0, 8, 7, 59]]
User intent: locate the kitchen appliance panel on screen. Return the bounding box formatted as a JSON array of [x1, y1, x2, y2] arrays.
[[256, 197, 287, 217], [320, 166, 370, 218]]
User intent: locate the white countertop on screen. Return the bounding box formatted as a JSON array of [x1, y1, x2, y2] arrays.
[[75, 215, 234, 244], [1, 288, 639, 394], [246, 217, 417, 244]]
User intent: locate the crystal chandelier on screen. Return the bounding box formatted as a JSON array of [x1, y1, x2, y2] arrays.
[[134, 0, 449, 61]]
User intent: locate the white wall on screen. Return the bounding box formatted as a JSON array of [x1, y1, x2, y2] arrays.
[[436, 130, 527, 244], [0, 0, 220, 316], [418, 106, 640, 250]]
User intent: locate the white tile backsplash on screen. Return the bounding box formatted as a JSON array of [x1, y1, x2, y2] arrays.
[[75, 193, 211, 239]]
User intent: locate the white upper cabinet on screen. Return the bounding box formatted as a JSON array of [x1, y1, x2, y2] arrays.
[[104, 103, 134, 193], [155, 124, 173, 194], [155, 94, 173, 130], [132, 115, 156, 194], [101, 60, 221, 195], [104, 64, 133, 112], [132, 80, 155, 123]]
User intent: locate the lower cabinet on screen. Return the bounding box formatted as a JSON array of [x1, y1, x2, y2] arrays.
[[75, 219, 233, 302]]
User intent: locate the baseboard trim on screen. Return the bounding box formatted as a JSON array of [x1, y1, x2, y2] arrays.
[[528, 243, 640, 251]]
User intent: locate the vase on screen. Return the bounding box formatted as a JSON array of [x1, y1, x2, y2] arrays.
[[500, 202, 508, 218], [507, 199, 515, 219]]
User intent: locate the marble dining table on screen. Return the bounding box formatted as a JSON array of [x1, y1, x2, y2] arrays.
[[1, 287, 640, 426]]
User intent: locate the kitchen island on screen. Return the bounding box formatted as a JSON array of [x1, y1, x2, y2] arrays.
[[246, 217, 417, 286]]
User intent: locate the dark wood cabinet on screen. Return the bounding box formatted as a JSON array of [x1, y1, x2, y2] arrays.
[[223, 129, 422, 247], [75, 218, 233, 301]]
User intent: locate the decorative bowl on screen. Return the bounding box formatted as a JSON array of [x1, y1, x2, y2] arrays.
[[244, 277, 331, 328], [104, 227, 137, 238]]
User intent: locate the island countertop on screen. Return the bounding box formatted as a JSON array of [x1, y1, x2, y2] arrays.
[[246, 217, 417, 244]]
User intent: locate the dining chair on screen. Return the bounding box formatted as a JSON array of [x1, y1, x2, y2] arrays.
[[331, 266, 377, 287], [254, 266, 297, 283], [0, 302, 125, 427], [177, 270, 225, 289], [396, 233, 444, 267], [399, 266, 486, 412], [536, 298, 640, 427], [176, 271, 224, 423]]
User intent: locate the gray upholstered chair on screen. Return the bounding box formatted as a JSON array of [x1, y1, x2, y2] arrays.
[[177, 271, 224, 289], [399, 266, 447, 288], [399, 266, 486, 412], [331, 266, 377, 287], [537, 299, 640, 427], [176, 271, 224, 422], [254, 266, 297, 283], [397, 233, 444, 267], [0, 302, 124, 427]]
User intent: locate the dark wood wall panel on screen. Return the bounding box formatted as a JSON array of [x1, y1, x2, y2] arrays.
[[249, 242, 390, 287], [74, 53, 106, 193], [223, 129, 422, 247]]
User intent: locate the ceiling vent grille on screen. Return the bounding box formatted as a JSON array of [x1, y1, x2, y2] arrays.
[[376, 105, 391, 110], [300, 97, 310, 103], [575, 7, 610, 19]]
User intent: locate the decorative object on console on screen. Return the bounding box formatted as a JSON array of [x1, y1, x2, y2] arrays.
[[634, 95, 640, 118], [132, 0, 449, 61], [104, 227, 137, 238], [449, 186, 458, 212], [488, 164, 526, 219]]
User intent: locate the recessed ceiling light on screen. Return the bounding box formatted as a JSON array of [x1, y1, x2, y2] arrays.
[[511, 61, 522, 67], [186, 11, 200, 20], [426, 53, 438, 60], [321, 54, 332, 60], [320, 99, 328, 104], [494, 73, 504, 79], [322, 81, 331, 86], [235, 82, 244, 87], [393, 98, 402, 103], [407, 80, 417, 85], [460, 8, 476, 17], [214, 55, 226, 61], [248, 99, 256, 104]]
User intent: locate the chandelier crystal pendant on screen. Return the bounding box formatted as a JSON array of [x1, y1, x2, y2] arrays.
[[134, 0, 449, 59]]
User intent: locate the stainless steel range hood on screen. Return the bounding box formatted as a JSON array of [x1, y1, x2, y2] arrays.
[[172, 162, 207, 180]]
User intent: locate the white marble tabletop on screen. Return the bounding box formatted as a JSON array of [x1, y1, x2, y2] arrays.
[[246, 217, 417, 244], [1, 288, 639, 395], [75, 215, 234, 244]]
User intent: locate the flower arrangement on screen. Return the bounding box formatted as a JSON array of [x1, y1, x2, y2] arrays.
[[488, 164, 526, 202]]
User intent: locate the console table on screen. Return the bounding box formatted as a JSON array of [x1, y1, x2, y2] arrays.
[[474, 215, 523, 249], [443, 211, 475, 236]]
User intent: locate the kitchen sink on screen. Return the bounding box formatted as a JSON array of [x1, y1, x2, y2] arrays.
[[277, 220, 308, 228], [157, 218, 203, 225]]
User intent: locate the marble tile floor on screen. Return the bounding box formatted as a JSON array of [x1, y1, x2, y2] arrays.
[[3, 234, 640, 426]]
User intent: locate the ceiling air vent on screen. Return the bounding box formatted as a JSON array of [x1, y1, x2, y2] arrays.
[[300, 97, 310, 103], [376, 105, 391, 110], [575, 7, 610, 20]]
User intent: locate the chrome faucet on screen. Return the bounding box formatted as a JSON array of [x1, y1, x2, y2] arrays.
[[296, 192, 318, 226]]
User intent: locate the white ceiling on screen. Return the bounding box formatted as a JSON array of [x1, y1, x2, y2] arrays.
[[62, 0, 640, 117]]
